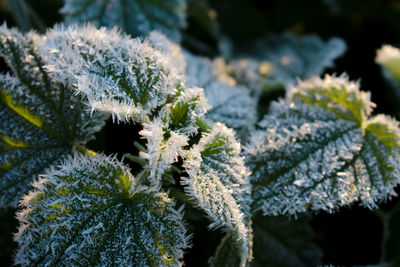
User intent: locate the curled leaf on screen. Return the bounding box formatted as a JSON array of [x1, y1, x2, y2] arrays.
[[182, 122, 252, 266]]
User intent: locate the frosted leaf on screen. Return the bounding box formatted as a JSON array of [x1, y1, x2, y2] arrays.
[[289, 74, 372, 125], [161, 86, 210, 137], [38, 24, 182, 123], [0, 25, 106, 207], [139, 118, 188, 187], [182, 122, 252, 266], [230, 32, 346, 90], [251, 214, 322, 267], [138, 86, 209, 187], [14, 153, 189, 266], [184, 52, 257, 139], [61, 0, 187, 42], [246, 75, 400, 215], [376, 45, 400, 93]]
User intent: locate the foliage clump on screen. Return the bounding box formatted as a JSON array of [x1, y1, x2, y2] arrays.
[[1, 1, 400, 266]]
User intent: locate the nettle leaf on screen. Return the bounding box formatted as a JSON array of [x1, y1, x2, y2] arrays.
[[162, 86, 210, 137], [246, 75, 400, 215], [376, 45, 400, 93], [230, 32, 346, 91], [61, 0, 187, 42], [182, 122, 252, 266], [39, 24, 183, 123], [251, 214, 322, 267], [0, 25, 106, 207], [138, 118, 188, 188], [138, 86, 209, 187], [15, 153, 189, 266], [184, 52, 257, 140]]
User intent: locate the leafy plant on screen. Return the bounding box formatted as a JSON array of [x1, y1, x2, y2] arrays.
[[1, 1, 400, 266]]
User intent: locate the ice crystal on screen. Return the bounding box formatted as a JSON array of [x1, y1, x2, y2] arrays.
[[230, 32, 346, 91], [246, 75, 400, 215], [61, 0, 187, 42], [182, 122, 252, 266], [0, 24, 106, 207], [38, 24, 182, 123], [14, 153, 189, 266]]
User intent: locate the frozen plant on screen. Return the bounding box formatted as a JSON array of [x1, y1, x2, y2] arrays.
[[1, 2, 400, 266], [0, 24, 253, 266]]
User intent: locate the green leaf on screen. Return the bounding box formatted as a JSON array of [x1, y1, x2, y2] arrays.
[[14, 153, 189, 266], [164, 86, 210, 136], [246, 75, 400, 215], [61, 0, 187, 42], [251, 214, 322, 267], [182, 122, 252, 266], [0, 25, 106, 207]]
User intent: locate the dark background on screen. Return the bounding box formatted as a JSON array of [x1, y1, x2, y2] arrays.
[[1, 0, 400, 266]]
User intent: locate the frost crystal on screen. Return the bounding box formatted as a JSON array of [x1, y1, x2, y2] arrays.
[[182, 122, 252, 266], [0, 24, 106, 207], [230, 32, 346, 91], [15, 153, 189, 266], [246, 75, 400, 215], [61, 0, 187, 42], [38, 24, 182, 123]]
